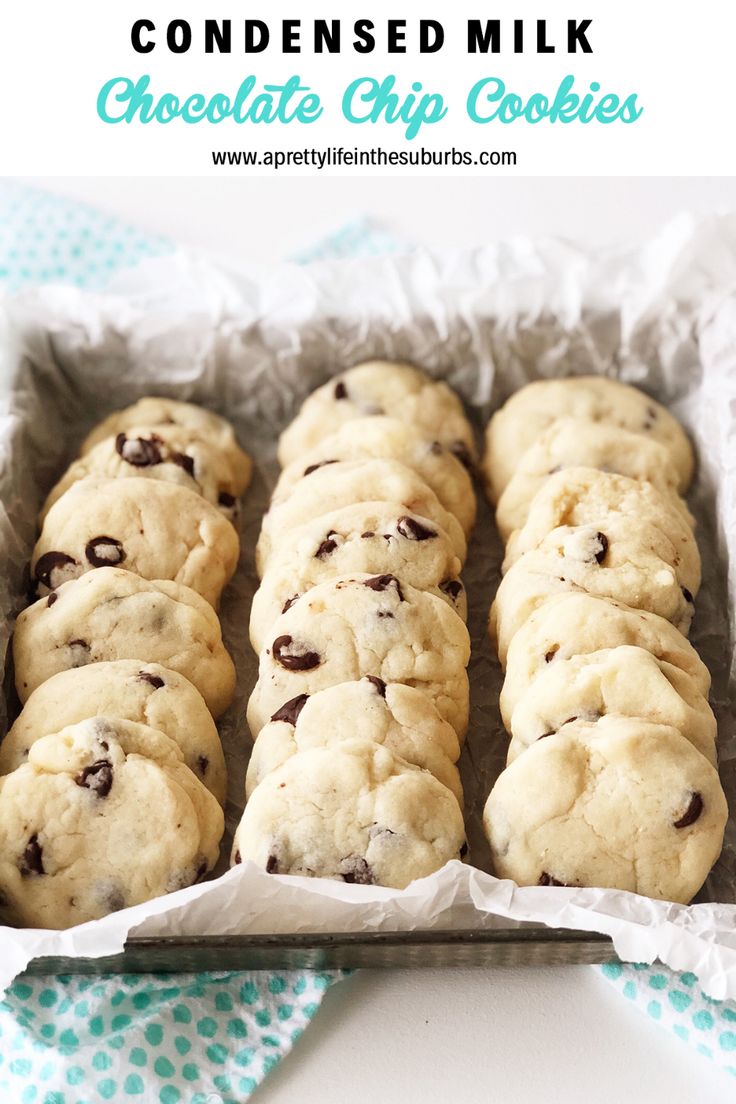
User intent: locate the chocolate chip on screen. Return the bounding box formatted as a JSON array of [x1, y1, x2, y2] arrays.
[[429, 441, 444, 455], [440, 579, 463, 601], [315, 531, 338, 558], [115, 433, 162, 466], [396, 516, 437, 541], [304, 459, 338, 477], [197, 755, 209, 776], [361, 531, 375, 539], [20, 835, 44, 877], [171, 451, 195, 478], [34, 551, 79, 590], [271, 693, 309, 726], [103, 886, 126, 913], [642, 405, 658, 430], [592, 532, 609, 565], [363, 574, 404, 600], [544, 645, 559, 663], [85, 536, 126, 567], [218, 491, 237, 508], [272, 635, 321, 671], [682, 587, 694, 605], [673, 791, 703, 828], [538, 872, 568, 887], [341, 857, 374, 885], [47, 593, 58, 608], [266, 854, 280, 874], [365, 675, 387, 697], [137, 670, 165, 689], [334, 381, 348, 400], [68, 640, 91, 668], [281, 595, 300, 614], [76, 760, 114, 798], [450, 441, 473, 471]]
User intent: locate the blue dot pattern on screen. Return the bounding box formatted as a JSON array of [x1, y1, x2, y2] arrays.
[[0, 182, 171, 291], [0, 972, 345, 1101], [599, 961, 736, 1074]]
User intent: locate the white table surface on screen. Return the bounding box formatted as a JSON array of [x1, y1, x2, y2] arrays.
[[18, 176, 736, 1103]]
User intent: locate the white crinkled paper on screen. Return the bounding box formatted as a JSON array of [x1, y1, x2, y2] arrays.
[[1, 213, 736, 996]]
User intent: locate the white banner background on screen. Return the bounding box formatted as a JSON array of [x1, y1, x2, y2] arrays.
[[0, 1, 734, 175]]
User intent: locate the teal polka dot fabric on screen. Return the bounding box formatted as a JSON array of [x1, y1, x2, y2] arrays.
[[0, 971, 344, 1102], [0, 182, 171, 291], [599, 961, 736, 1074]]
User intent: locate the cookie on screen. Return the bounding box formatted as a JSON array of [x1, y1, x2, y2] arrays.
[[484, 376, 694, 502], [80, 397, 252, 494], [13, 568, 236, 717], [506, 646, 717, 765], [278, 362, 476, 469], [483, 716, 727, 904], [247, 574, 471, 738], [233, 740, 466, 889], [274, 416, 476, 536], [32, 477, 240, 609], [0, 660, 227, 804], [503, 469, 700, 592], [0, 716, 224, 929], [42, 425, 242, 523], [246, 677, 462, 803], [250, 502, 466, 653], [500, 593, 711, 728], [256, 459, 467, 575], [490, 529, 695, 665], [494, 418, 694, 541]]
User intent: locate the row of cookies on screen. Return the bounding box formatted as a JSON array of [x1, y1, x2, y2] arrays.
[[480, 377, 727, 904], [0, 399, 251, 928], [233, 362, 475, 887]]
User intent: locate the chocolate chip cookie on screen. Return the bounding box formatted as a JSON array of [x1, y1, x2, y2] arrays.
[[80, 397, 252, 494], [1, 660, 227, 804], [32, 477, 240, 609], [256, 459, 467, 575], [494, 418, 694, 541], [484, 376, 694, 503], [233, 740, 466, 889], [246, 677, 462, 803], [503, 469, 700, 592], [0, 716, 224, 928], [506, 645, 717, 765], [500, 593, 711, 729], [275, 416, 476, 536], [250, 502, 465, 653], [13, 568, 236, 717], [484, 715, 727, 904], [43, 425, 242, 522], [490, 528, 696, 665], [278, 362, 476, 469], [247, 574, 471, 738]]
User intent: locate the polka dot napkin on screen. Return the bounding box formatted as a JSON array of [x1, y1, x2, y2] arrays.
[[0, 971, 342, 1103], [0, 181, 734, 1097]]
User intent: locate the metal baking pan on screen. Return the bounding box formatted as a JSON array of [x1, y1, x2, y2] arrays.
[[2, 243, 734, 979]]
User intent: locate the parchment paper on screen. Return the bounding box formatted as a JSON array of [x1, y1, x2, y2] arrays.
[[1, 212, 736, 996]]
